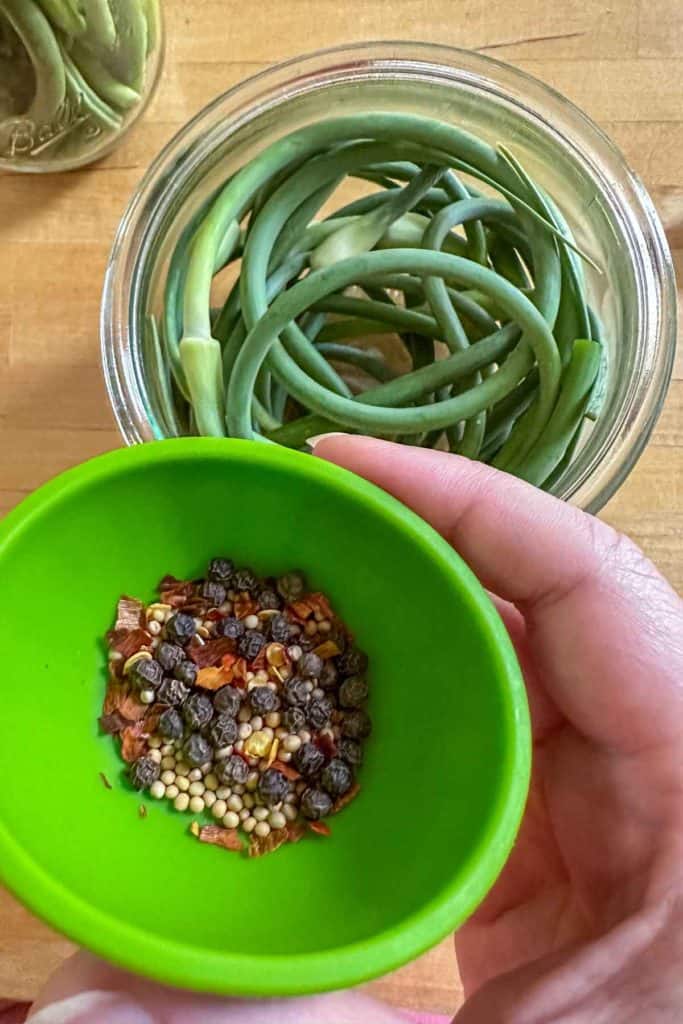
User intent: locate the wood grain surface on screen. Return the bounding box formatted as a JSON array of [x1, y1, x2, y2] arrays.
[[0, 1, 681, 1015]]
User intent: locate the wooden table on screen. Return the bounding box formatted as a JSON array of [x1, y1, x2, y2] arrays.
[[0, 1, 681, 1015]]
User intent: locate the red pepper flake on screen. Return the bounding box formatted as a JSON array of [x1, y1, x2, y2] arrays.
[[142, 703, 167, 736], [307, 592, 335, 620], [205, 609, 225, 622], [288, 598, 314, 622], [102, 680, 147, 724], [99, 771, 112, 790], [286, 822, 306, 843], [314, 732, 337, 760], [332, 782, 360, 814], [98, 710, 129, 735], [196, 825, 242, 852], [308, 820, 331, 837], [120, 725, 146, 763], [158, 575, 195, 607], [313, 640, 341, 660], [249, 829, 290, 857], [233, 592, 258, 620], [114, 595, 145, 631], [189, 636, 235, 668], [195, 666, 230, 691], [231, 657, 249, 683], [270, 759, 301, 781], [106, 627, 151, 659]]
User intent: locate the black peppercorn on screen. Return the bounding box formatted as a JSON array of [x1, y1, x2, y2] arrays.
[[341, 709, 372, 740], [276, 570, 307, 604], [213, 685, 242, 717], [283, 676, 309, 707], [216, 616, 245, 641], [258, 768, 290, 806], [338, 737, 363, 768], [158, 676, 190, 706], [337, 647, 368, 677], [307, 696, 334, 730], [216, 754, 249, 786], [319, 659, 338, 690], [321, 757, 353, 797], [200, 580, 226, 607], [249, 686, 280, 715], [184, 732, 213, 767], [269, 613, 292, 644], [301, 787, 332, 820], [129, 657, 163, 691], [129, 756, 160, 791], [258, 587, 282, 610], [339, 675, 368, 708], [299, 652, 323, 679], [159, 707, 184, 740], [208, 558, 234, 584], [209, 713, 238, 747], [173, 659, 198, 687], [239, 629, 266, 661], [165, 612, 195, 646], [293, 741, 325, 777], [156, 641, 185, 672], [183, 692, 213, 730], [283, 706, 306, 733], [234, 567, 258, 592]]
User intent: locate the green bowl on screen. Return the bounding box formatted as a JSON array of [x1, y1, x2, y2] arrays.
[[0, 438, 530, 994]]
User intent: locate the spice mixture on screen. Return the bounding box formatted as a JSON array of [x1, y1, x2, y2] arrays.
[[99, 561, 370, 857]]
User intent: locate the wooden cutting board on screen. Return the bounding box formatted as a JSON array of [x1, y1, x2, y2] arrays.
[[0, 0, 681, 1014]]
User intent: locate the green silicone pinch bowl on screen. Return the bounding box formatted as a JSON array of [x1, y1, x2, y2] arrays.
[[0, 438, 530, 994]]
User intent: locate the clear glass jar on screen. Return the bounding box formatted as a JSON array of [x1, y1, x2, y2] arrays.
[[101, 42, 677, 512], [0, 0, 164, 172]]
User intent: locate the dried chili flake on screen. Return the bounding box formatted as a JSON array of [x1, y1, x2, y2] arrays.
[[249, 829, 290, 858], [308, 820, 331, 837], [288, 598, 314, 622], [102, 680, 147, 723], [196, 825, 242, 852], [314, 732, 337, 760], [195, 666, 230, 691], [120, 725, 146, 763], [99, 771, 112, 790], [115, 596, 145, 631], [98, 710, 129, 735], [286, 822, 306, 843], [106, 627, 151, 659], [270, 759, 301, 781], [158, 575, 195, 607], [233, 592, 258, 620], [188, 636, 234, 668], [332, 782, 360, 814], [307, 593, 335, 620], [205, 609, 225, 622]]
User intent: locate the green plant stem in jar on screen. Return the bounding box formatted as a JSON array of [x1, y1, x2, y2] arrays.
[[0, 0, 162, 170]]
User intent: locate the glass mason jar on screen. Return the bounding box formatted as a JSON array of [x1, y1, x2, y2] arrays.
[[101, 42, 677, 512], [0, 0, 163, 172]]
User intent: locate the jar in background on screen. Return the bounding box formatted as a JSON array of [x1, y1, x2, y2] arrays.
[[0, 0, 163, 172], [101, 42, 677, 513]]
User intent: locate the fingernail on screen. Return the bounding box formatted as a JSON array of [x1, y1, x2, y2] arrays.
[[28, 991, 153, 1024], [306, 432, 348, 450]]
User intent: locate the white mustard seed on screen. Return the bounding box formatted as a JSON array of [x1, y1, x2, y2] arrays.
[[239, 807, 250, 822], [189, 781, 205, 797], [148, 748, 162, 765], [148, 619, 162, 636], [152, 608, 167, 623], [246, 771, 259, 792], [283, 802, 298, 821], [148, 734, 162, 749], [188, 768, 202, 782], [288, 645, 302, 661], [176, 776, 190, 793], [283, 734, 301, 753], [165, 783, 179, 799], [265, 711, 281, 728], [244, 614, 259, 629], [319, 620, 332, 634], [140, 688, 155, 704], [255, 669, 269, 684], [204, 773, 218, 791], [266, 681, 277, 691], [223, 811, 240, 829], [150, 780, 165, 800], [254, 821, 271, 838], [160, 755, 176, 771], [214, 745, 233, 760], [311, 687, 324, 700], [200, 761, 213, 774], [189, 796, 205, 814], [238, 723, 252, 740], [227, 794, 243, 812], [243, 816, 257, 833], [250, 715, 263, 731], [300, 730, 311, 744], [216, 786, 231, 800], [160, 770, 176, 786], [242, 793, 255, 809], [269, 810, 287, 830], [203, 790, 217, 809], [238, 706, 251, 723], [212, 799, 227, 819], [275, 726, 287, 739], [279, 751, 292, 763], [253, 806, 269, 822], [161, 743, 175, 756], [304, 680, 314, 694], [175, 761, 190, 777], [174, 793, 190, 812]]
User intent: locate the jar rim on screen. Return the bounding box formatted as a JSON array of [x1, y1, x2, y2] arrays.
[[101, 41, 677, 512]]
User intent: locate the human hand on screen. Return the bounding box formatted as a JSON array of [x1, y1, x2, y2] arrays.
[[314, 435, 683, 1023], [26, 436, 683, 1023]]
